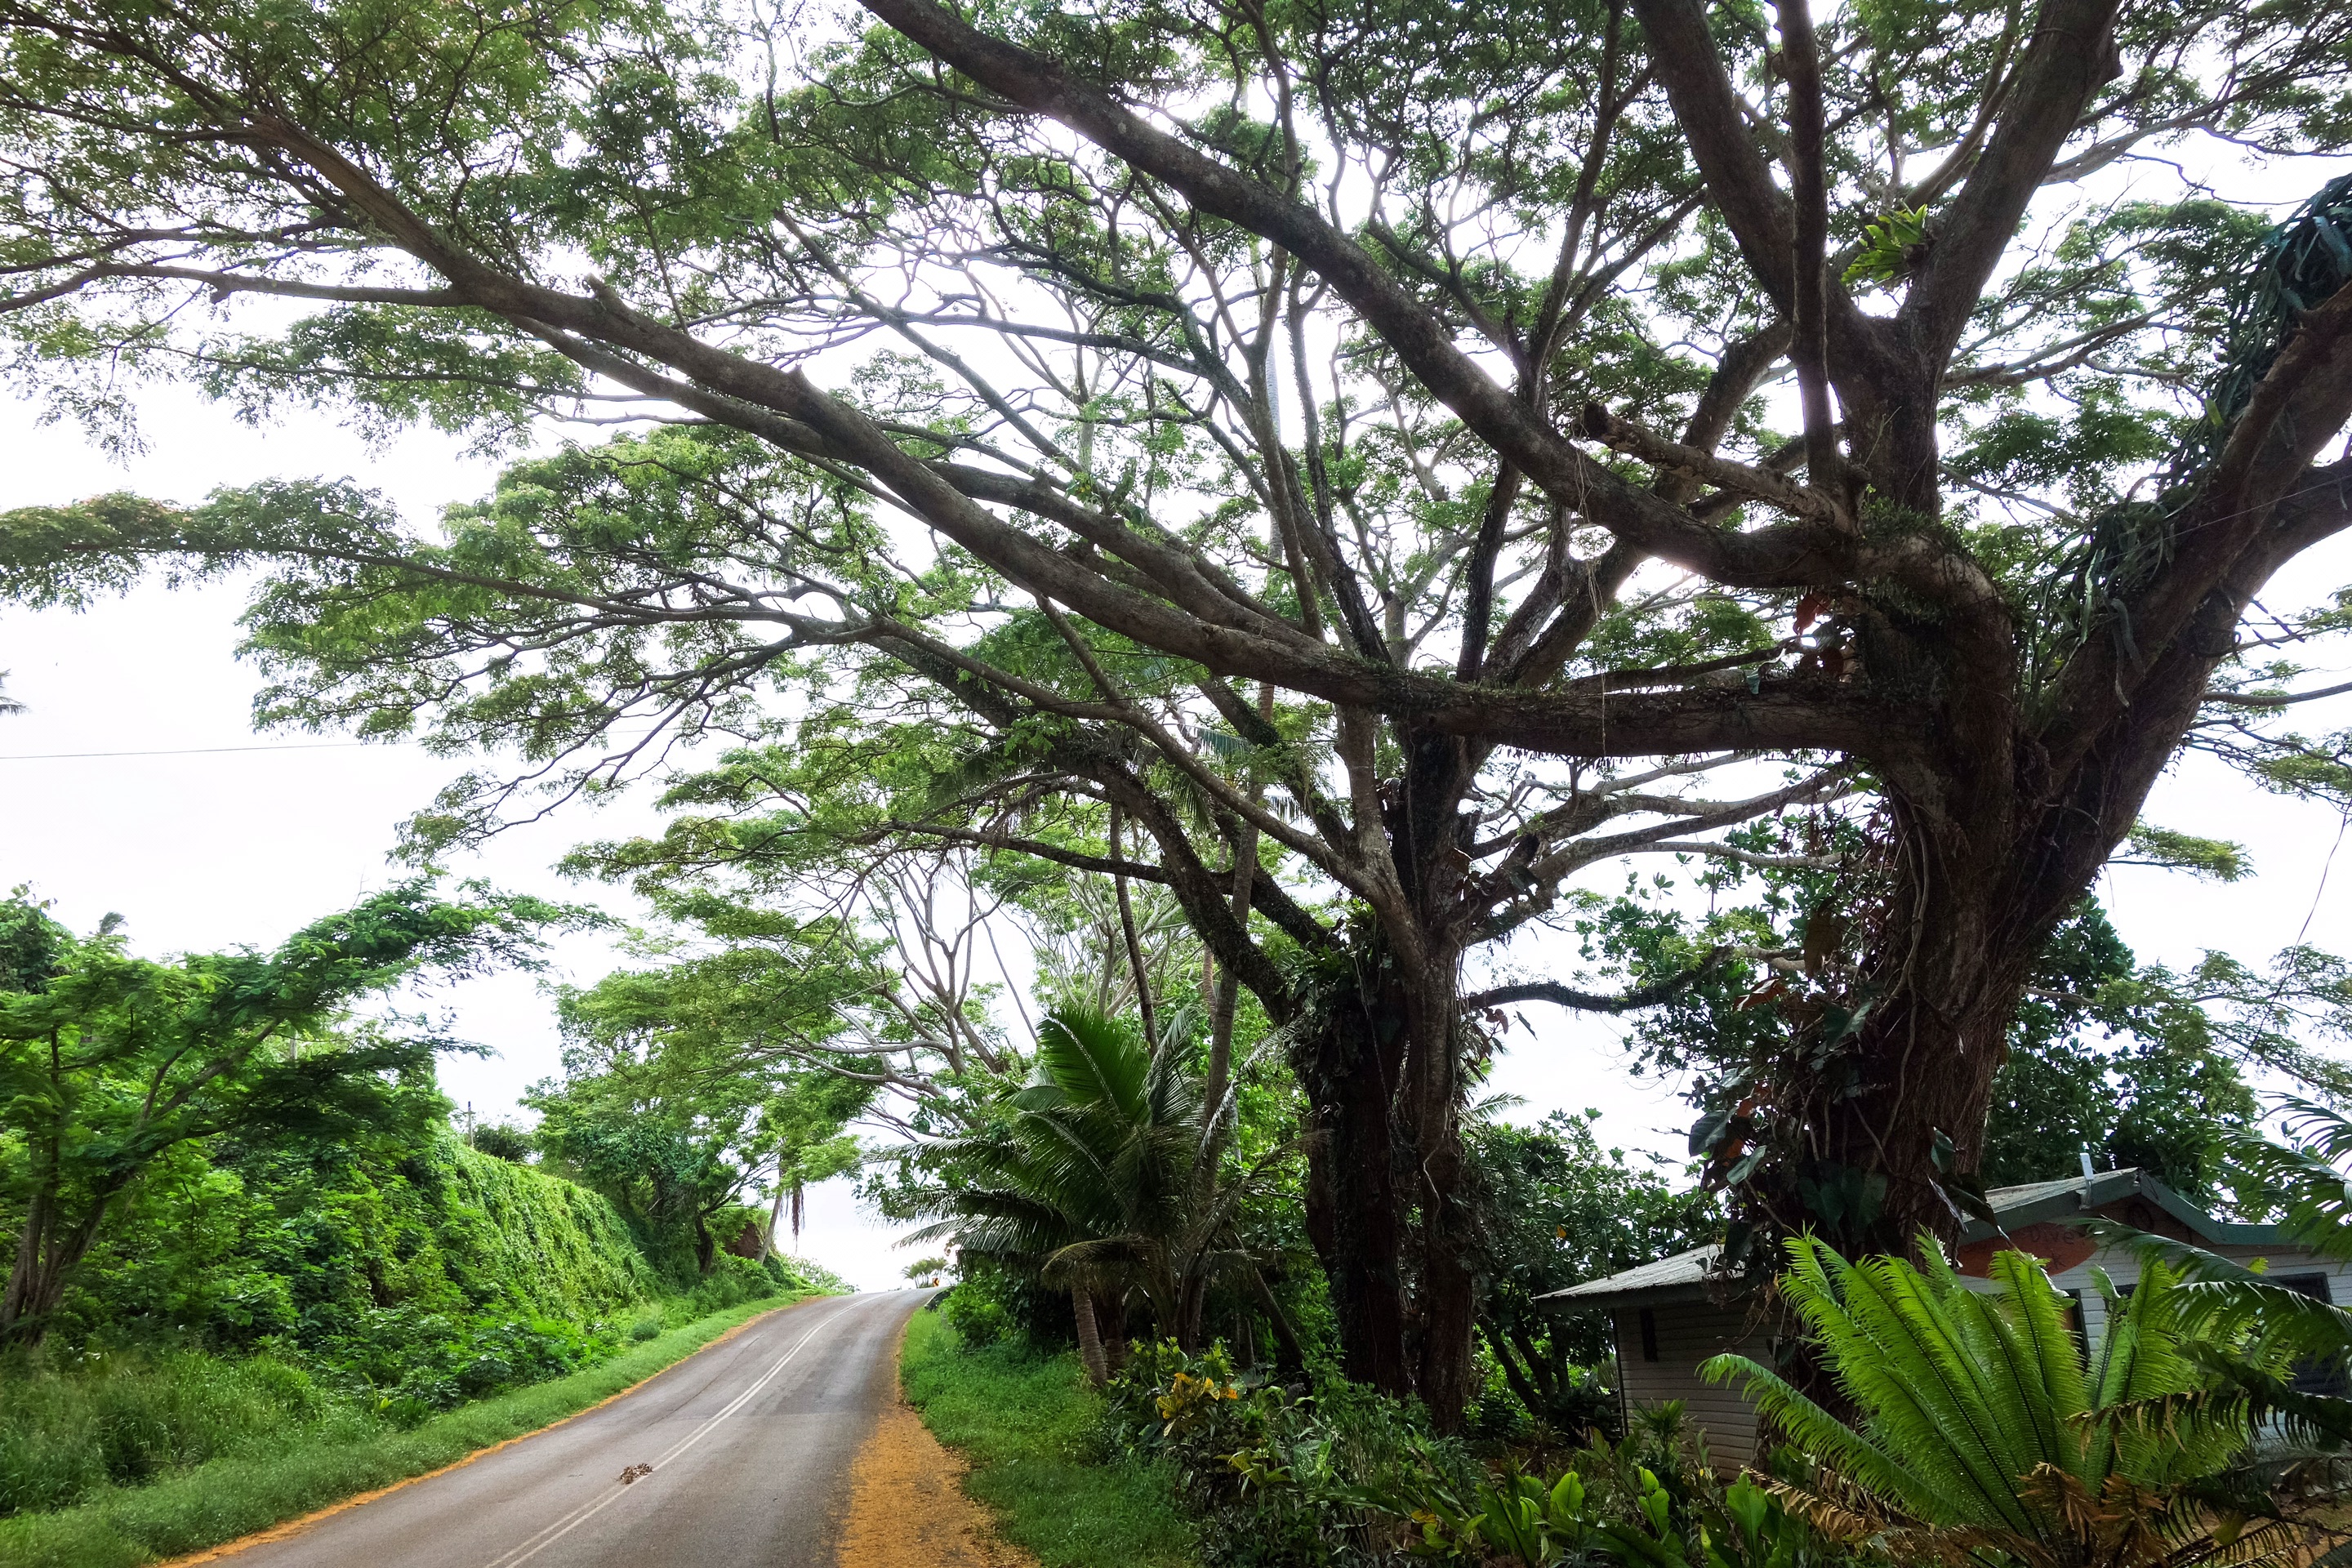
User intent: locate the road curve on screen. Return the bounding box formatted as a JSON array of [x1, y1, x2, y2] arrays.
[[218, 1290, 927, 1568]]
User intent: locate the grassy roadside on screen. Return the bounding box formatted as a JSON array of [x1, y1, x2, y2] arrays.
[[0, 1291, 826, 1568], [898, 1307, 1196, 1568]]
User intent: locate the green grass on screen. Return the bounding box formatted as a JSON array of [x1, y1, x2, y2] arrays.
[[0, 1292, 822, 1568], [899, 1309, 1196, 1568]]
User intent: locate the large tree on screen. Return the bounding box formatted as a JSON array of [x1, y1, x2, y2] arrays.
[[0, 884, 555, 1343], [5, 0, 2352, 1420], [531, 902, 878, 1272]]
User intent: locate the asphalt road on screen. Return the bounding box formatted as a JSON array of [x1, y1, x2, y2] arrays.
[[223, 1290, 926, 1568]]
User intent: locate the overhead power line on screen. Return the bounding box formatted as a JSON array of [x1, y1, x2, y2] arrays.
[[0, 740, 372, 762]]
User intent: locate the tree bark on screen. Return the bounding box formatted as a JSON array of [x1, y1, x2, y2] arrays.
[[2, 1182, 117, 1346], [1404, 960, 1478, 1431], [1290, 960, 1414, 1401], [1483, 1323, 1548, 1424], [1175, 1267, 1208, 1353], [693, 1212, 718, 1276], [1094, 1289, 1129, 1374], [1249, 1268, 1310, 1383], [762, 1159, 789, 1263], [1072, 1285, 1109, 1387], [0, 1186, 57, 1340]]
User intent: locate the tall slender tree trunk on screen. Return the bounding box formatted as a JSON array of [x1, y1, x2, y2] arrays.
[[1071, 1285, 1109, 1388], [1249, 1269, 1309, 1382], [762, 1160, 789, 1263], [1402, 956, 1477, 1429], [1094, 1289, 1129, 1374], [1175, 1270, 1205, 1352], [693, 1212, 718, 1276], [1, 1187, 57, 1339], [1483, 1325, 1548, 1424]]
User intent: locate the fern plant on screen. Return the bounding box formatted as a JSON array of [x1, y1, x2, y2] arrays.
[[2099, 1099, 2352, 1454], [1704, 1238, 2303, 1566]]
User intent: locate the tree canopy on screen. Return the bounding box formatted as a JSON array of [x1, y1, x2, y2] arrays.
[[5, 0, 2352, 1422], [0, 883, 560, 1343]]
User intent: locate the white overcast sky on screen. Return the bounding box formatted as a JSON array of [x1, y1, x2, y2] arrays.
[[7, 154, 2352, 1287]]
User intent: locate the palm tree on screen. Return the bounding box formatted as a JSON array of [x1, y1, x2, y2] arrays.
[[902, 1004, 1298, 1383], [1704, 1238, 2298, 1566]]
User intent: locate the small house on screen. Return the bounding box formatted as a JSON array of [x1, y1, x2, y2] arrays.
[[1540, 1168, 2352, 1470]]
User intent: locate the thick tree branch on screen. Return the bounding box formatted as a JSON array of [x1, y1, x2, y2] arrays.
[[1626, 0, 1796, 308], [1902, 0, 2123, 359], [2203, 678, 2352, 710], [1776, 0, 1846, 509], [2046, 283, 2352, 760], [855, 0, 1867, 595], [1463, 947, 1730, 1013]]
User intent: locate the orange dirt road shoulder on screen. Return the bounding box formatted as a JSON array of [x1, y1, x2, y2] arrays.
[[831, 1340, 1035, 1568]]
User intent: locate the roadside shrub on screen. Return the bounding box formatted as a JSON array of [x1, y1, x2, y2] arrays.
[[940, 1262, 1073, 1349], [682, 1254, 780, 1319], [0, 1348, 352, 1518], [942, 1281, 1017, 1347], [1098, 1343, 1868, 1567], [0, 1120, 837, 1528], [763, 1253, 850, 1294], [470, 1123, 535, 1162], [1098, 1341, 1454, 1566]]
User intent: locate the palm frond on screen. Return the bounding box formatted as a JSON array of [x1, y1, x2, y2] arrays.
[[1035, 1004, 1148, 1122]]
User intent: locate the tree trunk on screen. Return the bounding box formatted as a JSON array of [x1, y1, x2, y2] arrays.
[[1094, 1289, 1129, 1374], [762, 1164, 788, 1263], [693, 1212, 718, 1276], [1, 1183, 114, 1347], [1249, 1268, 1309, 1383], [1769, 791, 2063, 1253], [1507, 1321, 1558, 1401], [1175, 1267, 1208, 1352], [1402, 957, 1477, 1431], [1071, 1285, 1109, 1388], [1290, 981, 1413, 1399], [1482, 1323, 1548, 1424], [0, 1187, 57, 1340]]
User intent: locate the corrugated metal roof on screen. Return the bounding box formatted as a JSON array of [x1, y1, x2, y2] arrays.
[[1545, 1244, 1722, 1300], [1538, 1166, 2281, 1308]]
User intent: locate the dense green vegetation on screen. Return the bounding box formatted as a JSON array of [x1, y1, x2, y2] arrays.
[[897, 1005, 1305, 1383], [0, 1294, 806, 1568], [0, 1126, 825, 1519], [7, 0, 2352, 1556], [0, 888, 843, 1544], [0, 883, 561, 1340], [899, 1307, 1196, 1568], [10, 0, 2352, 1429], [1703, 1247, 2266, 1564]]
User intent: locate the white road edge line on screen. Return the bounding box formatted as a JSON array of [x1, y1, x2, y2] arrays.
[[477, 1300, 856, 1568]]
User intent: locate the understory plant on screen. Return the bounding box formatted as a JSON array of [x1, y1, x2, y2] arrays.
[[1705, 1239, 2318, 1566], [1103, 1339, 1860, 1567], [901, 1007, 1299, 1384]]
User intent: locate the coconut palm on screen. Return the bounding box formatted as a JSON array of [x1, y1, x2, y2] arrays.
[[902, 1004, 1296, 1383], [1704, 1238, 2300, 1567]]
